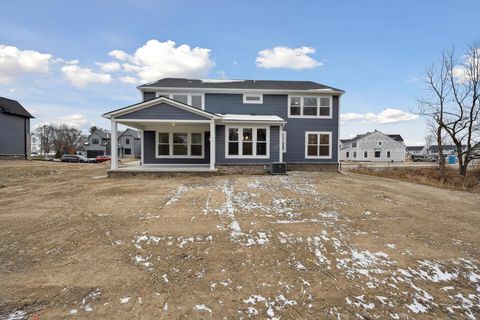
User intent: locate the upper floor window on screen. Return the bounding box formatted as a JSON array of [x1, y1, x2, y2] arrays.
[[289, 96, 332, 118], [226, 126, 269, 158], [92, 138, 99, 145], [243, 94, 263, 104], [156, 93, 204, 109], [125, 138, 130, 145], [364, 151, 368, 158], [305, 131, 332, 159]]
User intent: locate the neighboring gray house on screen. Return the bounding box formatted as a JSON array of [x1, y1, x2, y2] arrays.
[[83, 130, 112, 158], [103, 78, 344, 172], [339, 130, 406, 162], [83, 129, 140, 158], [118, 128, 141, 158], [0, 97, 34, 159]]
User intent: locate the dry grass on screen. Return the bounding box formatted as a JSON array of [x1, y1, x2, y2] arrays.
[[350, 163, 480, 193]]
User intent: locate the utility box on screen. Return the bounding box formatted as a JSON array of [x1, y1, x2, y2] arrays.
[[269, 162, 287, 175]]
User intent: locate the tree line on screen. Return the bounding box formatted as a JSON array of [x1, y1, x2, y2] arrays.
[[33, 125, 101, 158], [418, 40, 479, 181]]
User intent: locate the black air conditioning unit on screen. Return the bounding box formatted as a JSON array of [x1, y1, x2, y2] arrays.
[[269, 162, 287, 175]]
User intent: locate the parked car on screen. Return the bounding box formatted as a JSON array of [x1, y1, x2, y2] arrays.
[[411, 155, 437, 162], [95, 155, 111, 163], [61, 154, 96, 163]]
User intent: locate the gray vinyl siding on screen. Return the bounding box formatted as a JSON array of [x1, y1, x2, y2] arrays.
[[143, 91, 156, 101], [0, 112, 27, 156], [205, 93, 339, 163], [117, 103, 210, 120], [284, 96, 338, 163], [215, 125, 280, 164], [143, 130, 210, 164]]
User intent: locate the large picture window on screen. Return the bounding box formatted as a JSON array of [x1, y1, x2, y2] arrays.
[[226, 126, 269, 158], [156, 132, 204, 158], [305, 131, 332, 159], [289, 96, 332, 118]]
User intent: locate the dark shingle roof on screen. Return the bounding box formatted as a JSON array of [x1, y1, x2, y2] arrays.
[[406, 146, 425, 151], [0, 97, 33, 118], [387, 134, 404, 142], [341, 131, 404, 143], [139, 78, 344, 92]]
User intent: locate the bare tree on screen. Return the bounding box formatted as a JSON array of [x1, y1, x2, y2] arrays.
[[34, 124, 86, 156], [34, 124, 54, 155], [417, 53, 450, 181], [442, 42, 480, 176], [418, 41, 480, 180]]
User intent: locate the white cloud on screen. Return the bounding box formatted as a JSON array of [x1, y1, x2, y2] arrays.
[[108, 39, 214, 83], [56, 114, 89, 128], [256, 46, 322, 69], [97, 61, 121, 72], [61, 65, 112, 87], [119, 75, 138, 84], [109, 49, 129, 61], [0, 45, 53, 83], [35, 114, 89, 129], [341, 108, 419, 124]]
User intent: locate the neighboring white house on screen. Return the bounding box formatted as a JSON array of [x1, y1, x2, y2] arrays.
[[339, 130, 406, 162]]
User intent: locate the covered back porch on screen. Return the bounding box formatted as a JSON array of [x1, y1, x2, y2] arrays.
[[103, 96, 219, 173]]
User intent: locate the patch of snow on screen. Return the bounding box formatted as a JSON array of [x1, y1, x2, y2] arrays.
[[69, 309, 77, 315], [120, 296, 131, 304], [166, 185, 190, 205], [2, 310, 27, 320], [406, 299, 427, 313], [193, 304, 212, 314]]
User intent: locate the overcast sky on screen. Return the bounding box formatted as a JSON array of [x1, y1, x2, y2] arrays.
[[0, 0, 479, 145]]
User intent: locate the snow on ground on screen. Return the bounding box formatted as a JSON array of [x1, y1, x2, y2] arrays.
[[118, 174, 480, 318]]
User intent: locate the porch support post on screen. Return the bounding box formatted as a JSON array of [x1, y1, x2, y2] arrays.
[[140, 130, 144, 166], [279, 125, 283, 162], [209, 119, 215, 170], [111, 119, 118, 170]]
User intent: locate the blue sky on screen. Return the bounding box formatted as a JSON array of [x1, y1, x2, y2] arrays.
[[0, 0, 479, 145]]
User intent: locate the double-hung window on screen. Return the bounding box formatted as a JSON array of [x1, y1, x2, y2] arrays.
[[92, 138, 99, 145], [156, 132, 204, 158], [156, 93, 204, 109], [289, 96, 332, 118], [226, 126, 269, 158], [305, 131, 332, 159]]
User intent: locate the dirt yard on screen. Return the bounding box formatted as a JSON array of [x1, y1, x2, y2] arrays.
[[0, 161, 479, 319]]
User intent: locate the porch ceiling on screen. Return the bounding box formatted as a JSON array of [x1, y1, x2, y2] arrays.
[[115, 119, 211, 131]]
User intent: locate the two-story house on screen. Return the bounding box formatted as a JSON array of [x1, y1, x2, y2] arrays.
[[103, 78, 344, 173], [0, 97, 33, 159], [339, 130, 405, 162], [83, 129, 141, 158]]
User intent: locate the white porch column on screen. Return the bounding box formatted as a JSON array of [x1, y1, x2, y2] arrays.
[[140, 130, 144, 166], [279, 125, 283, 163], [209, 120, 216, 170], [111, 119, 118, 169]]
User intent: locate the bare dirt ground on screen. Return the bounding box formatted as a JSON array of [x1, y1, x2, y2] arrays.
[[0, 161, 479, 320]]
